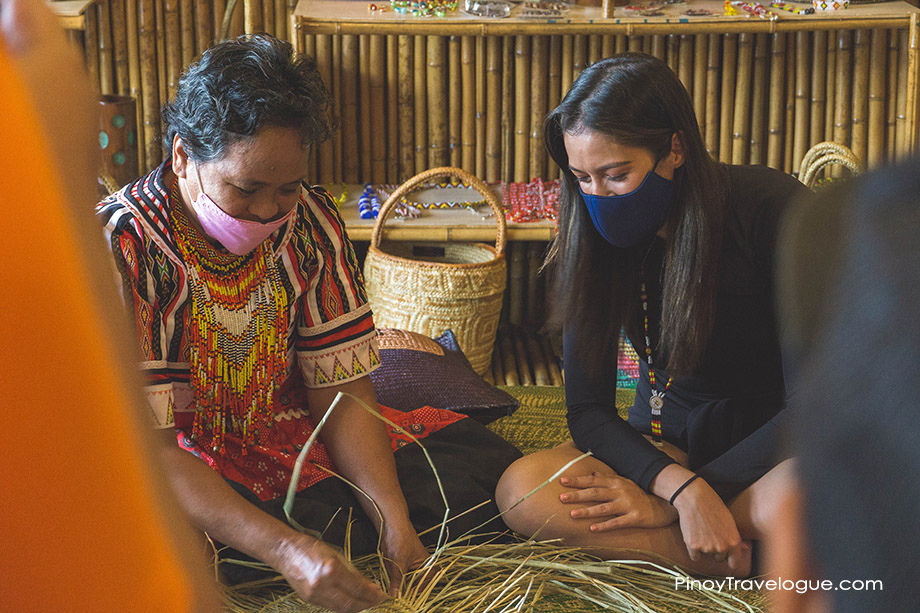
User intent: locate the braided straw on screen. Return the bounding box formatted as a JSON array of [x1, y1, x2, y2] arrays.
[[799, 141, 862, 189], [371, 166, 507, 256], [364, 167, 507, 376]]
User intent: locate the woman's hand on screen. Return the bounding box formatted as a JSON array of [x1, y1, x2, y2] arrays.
[[271, 533, 387, 613], [559, 472, 679, 531], [380, 526, 431, 596], [671, 478, 749, 573]]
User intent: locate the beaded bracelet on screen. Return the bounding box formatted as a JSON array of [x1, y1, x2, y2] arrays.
[[669, 474, 700, 506]]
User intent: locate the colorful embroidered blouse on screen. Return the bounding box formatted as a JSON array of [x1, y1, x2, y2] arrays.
[[96, 161, 390, 500]]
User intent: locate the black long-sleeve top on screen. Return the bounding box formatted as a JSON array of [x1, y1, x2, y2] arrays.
[[566, 165, 809, 501]]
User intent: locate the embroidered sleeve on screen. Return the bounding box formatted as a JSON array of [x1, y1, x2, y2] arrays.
[[99, 202, 177, 428], [293, 187, 380, 389]]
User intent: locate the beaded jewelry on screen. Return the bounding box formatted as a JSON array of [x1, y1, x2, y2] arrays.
[[390, 0, 459, 17], [171, 179, 290, 455], [641, 265, 671, 446], [501, 178, 560, 223], [330, 184, 348, 208], [376, 180, 486, 210], [358, 184, 381, 219]]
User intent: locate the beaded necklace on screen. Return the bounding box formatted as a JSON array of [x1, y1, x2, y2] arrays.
[[170, 179, 290, 454], [640, 262, 672, 446]]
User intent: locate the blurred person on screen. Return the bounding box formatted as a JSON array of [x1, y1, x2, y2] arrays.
[[769, 161, 920, 612], [1, 0, 219, 610]]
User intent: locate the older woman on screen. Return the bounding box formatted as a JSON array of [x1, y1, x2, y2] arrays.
[[97, 34, 519, 612]]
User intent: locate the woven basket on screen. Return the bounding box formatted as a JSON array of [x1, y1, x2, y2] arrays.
[[799, 141, 862, 189], [364, 167, 507, 375]]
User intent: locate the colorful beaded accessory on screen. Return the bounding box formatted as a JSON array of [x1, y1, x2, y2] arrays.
[[376, 179, 486, 210], [170, 180, 290, 455], [641, 265, 671, 446], [501, 178, 560, 223], [390, 0, 459, 16]]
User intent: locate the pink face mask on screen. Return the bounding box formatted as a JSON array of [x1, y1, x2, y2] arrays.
[[189, 161, 297, 255]]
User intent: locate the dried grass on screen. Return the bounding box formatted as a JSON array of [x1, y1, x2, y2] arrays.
[[219, 393, 765, 613]]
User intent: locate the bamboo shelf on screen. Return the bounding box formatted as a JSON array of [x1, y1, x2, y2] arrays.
[[49, 0, 97, 30], [294, 0, 920, 185]]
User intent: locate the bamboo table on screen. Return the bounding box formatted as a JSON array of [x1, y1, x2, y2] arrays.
[[293, 0, 920, 188]]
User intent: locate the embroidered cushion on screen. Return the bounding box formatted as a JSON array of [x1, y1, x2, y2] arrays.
[[370, 328, 519, 424]]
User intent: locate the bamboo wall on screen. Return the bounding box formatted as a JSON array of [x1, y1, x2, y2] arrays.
[[297, 29, 918, 185], [79, 0, 298, 174]]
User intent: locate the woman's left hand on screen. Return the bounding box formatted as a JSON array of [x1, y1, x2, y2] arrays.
[[380, 527, 431, 597], [559, 472, 679, 531]]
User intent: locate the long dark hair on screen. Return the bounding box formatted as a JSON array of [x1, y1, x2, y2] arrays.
[[544, 53, 727, 377]]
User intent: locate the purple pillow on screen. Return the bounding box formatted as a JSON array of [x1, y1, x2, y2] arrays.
[[370, 328, 519, 424]]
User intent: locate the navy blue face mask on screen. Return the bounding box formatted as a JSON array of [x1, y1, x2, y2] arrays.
[[579, 170, 675, 248]]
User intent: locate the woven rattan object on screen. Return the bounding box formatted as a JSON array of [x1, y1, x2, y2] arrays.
[[364, 167, 507, 375], [799, 141, 862, 189]]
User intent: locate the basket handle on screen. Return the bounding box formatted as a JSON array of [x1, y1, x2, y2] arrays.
[[370, 167, 507, 257]]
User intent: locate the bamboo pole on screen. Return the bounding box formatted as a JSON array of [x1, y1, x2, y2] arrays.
[[501, 36, 514, 181], [515, 36, 532, 183], [475, 36, 486, 178], [155, 0, 167, 108], [679, 34, 693, 96], [491, 337, 505, 387], [651, 34, 666, 61], [834, 31, 853, 153], [693, 34, 707, 135], [370, 35, 387, 182], [867, 29, 887, 167], [139, 0, 160, 167], [414, 35, 428, 172], [908, 14, 920, 156], [588, 35, 601, 65], [667, 34, 679, 74], [526, 242, 544, 327], [231, 0, 245, 38], [732, 32, 754, 166], [574, 35, 588, 80], [332, 35, 342, 180], [767, 33, 785, 170], [513, 329, 534, 386], [747, 34, 767, 165], [126, 0, 144, 171], [98, 0, 114, 93], [824, 30, 836, 146], [548, 36, 562, 180], [315, 35, 334, 184], [783, 33, 795, 173], [705, 34, 720, 158], [449, 36, 462, 168], [179, 0, 194, 65], [387, 35, 399, 182], [245, 0, 263, 33], [286, 0, 298, 40], [811, 30, 827, 148], [643, 35, 652, 56], [485, 36, 501, 183], [720, 33, 738, 164], [262, 0, 275, 36], [851, 30, 870, 166], [213, 0, 226, 40], [540, 334, 564, 386], [398, 35, 414, 181], [602, 34, 615, 59], [530, 36, 548, 181], [525, 331, 550, 386], [792, 32, 810, 174], [110, 0, 129, 95], [427, 36, 449, 168], [164, 0, 181, 101], [276, 0, 287, 41], [359, 35, 373, 180], [887, 29, 898, 161], [561, 35, 574, 97], [500, 332, 520, 387], [341, 35, 360, 183], [84, 3, 100, 92], [896, 28, 909, 159], [509, 242, 525, 325], [462, 36, 475, 172], [195, 0, 211, 54], [615, 34, 627, 54]]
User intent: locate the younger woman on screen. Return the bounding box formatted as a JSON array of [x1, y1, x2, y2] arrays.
[[496, 53, 807, 577]]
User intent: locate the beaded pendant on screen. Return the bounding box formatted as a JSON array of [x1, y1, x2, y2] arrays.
[[641, 271, 671, 446], [170, 180, 290, 455]]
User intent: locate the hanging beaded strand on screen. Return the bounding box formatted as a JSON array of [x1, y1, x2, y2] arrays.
[[641, 267, 672, 446]]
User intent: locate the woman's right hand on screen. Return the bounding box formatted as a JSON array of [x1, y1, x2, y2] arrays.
[[671, 478, 750, 574], [271, 533, 387, 613]]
